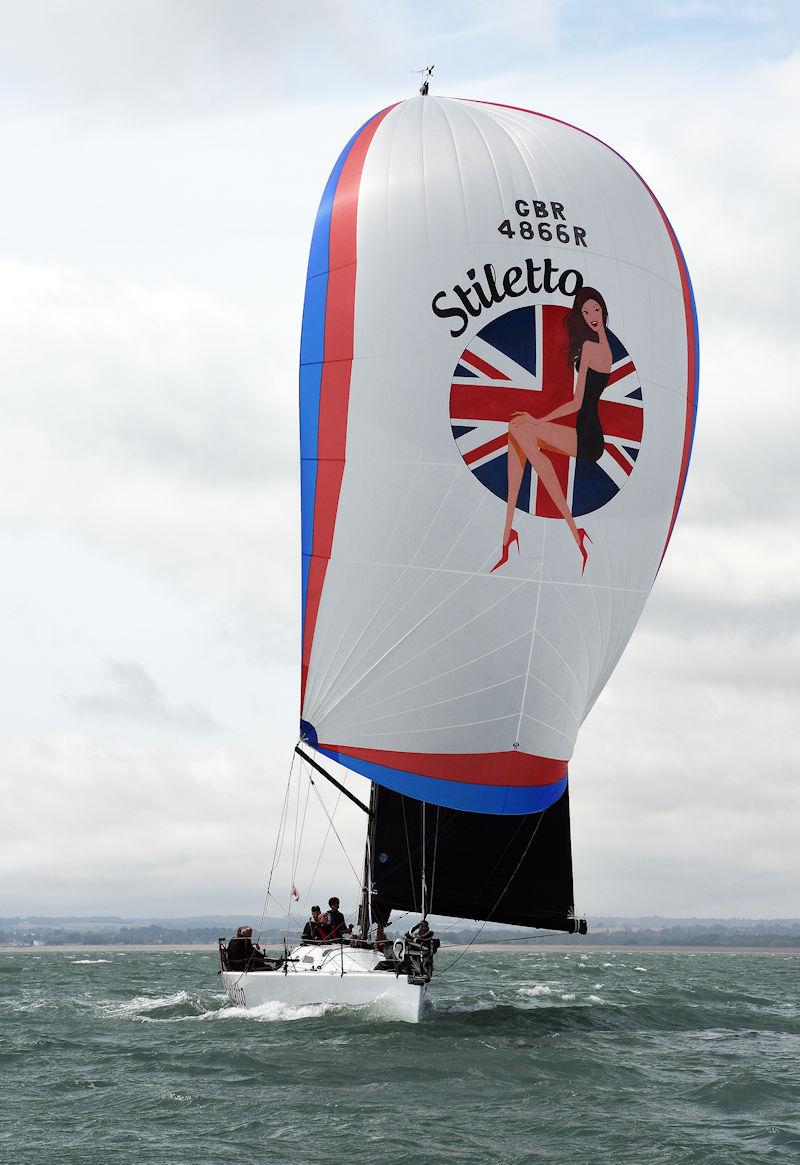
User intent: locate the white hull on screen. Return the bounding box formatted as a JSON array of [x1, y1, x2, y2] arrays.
[[221, 943, 427, 1023]]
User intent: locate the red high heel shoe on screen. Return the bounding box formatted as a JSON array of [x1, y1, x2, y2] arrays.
[[577, 528, 592, 574], [491, 528, 520, 572]]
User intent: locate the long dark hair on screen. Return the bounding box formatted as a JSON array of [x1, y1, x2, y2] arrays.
[[564, 287, 608, 367]]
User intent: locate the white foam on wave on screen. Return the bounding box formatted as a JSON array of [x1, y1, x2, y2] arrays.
[[560, 992, 576, 1001], [635, 967, 648, 973], [9, 998, 48, 1013], [447, 1000, 499, 1014], [101, 990, 194, 1019], [588, 994, 605, 1004], [71, 959, 111, 965], [214, 999, 330, 1023], [519, 984, 552, 997]]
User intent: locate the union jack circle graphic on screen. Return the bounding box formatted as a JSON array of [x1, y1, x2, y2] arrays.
[[449, 305, 644, 517]]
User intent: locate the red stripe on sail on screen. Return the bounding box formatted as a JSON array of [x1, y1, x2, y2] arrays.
[[300, 105, 397, 707], [318, 744, 568, 787]]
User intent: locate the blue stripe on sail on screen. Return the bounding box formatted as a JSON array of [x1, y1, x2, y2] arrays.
[[298, 119, 371, 636], [300, 434, 319, 558], [683, 255, 700, 457], [315, 746, 568, 815]]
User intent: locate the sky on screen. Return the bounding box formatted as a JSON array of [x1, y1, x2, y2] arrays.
[[1, 1, 798, 923]]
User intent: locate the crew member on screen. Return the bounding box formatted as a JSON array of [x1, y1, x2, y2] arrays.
[[326, 897, 351, 940], [302, 906, 322, 941], [226, 925, 267, 971], [409, 919, 440, 952]]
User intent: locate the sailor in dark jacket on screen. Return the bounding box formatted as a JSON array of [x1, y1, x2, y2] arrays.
[[326, 897, 351, 940], [226, 925, 266, 971], [302, 906, 322, 941]]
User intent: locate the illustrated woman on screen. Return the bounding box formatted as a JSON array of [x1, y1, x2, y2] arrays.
[[492, 287, 612, 573]]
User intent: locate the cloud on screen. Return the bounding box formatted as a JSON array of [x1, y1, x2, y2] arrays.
[[0, 735, 366, 916], [75, 660, 219, 730], [0, 260, 297, 621]]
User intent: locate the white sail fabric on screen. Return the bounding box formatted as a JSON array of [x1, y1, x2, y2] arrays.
[[299, 96, 697, 812]]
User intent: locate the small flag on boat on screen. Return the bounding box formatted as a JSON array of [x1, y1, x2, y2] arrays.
[[291, 884, 300, 901]]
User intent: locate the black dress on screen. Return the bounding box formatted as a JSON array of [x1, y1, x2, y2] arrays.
[[575, 367, 609, 462]]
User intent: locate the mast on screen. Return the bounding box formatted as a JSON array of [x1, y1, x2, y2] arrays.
[[357, 782, 378, 939]]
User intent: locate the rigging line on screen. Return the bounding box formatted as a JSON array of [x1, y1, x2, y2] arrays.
[[421, 802, 427, 918], [289, 770, 312, 914], [298, 777, 344, 916], [286, 756, 304, 918], [400, 794, 419, 913], [258, 750, 296, 938], [439, 810, 549, 976], [273, 762, 297, 930], [428, 805, 440, 914], [289, 759, 312, 913], [302, 758, 363, 889]]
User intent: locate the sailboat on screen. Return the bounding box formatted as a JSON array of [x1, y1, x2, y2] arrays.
[[220, 81, 698, 1021]]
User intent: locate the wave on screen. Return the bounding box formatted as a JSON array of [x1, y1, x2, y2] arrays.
[[213, 1000, 332, 1023], [97, 990, 208, 1021], [101, 991, 395, 1025], [70, 959, 111, 965]]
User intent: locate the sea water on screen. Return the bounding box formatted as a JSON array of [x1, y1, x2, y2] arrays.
[[2, 948, 798, 1164]]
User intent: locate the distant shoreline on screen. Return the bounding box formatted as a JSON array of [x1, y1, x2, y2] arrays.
[[3, 943, 799, 955]]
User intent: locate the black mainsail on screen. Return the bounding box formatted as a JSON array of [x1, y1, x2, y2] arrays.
[[369, 786, 584, 934]]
